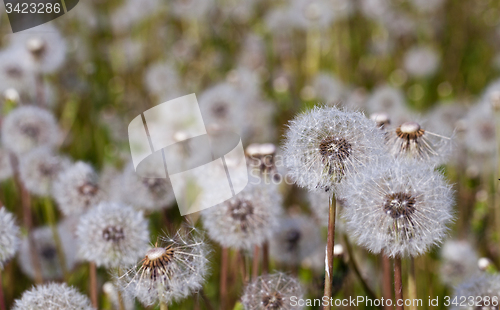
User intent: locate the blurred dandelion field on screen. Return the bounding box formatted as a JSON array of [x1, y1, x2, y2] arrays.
[[3, 0, 500, 309]]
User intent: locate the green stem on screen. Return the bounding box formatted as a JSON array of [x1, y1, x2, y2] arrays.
[[408, 257, 417, 310], [43, 198, 69, 281], [160, 301, 168, 310]]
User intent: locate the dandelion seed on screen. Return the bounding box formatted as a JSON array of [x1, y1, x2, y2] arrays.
[[19, 147, 70, 196], [12, 283, 94, 310], [440, 240, 478, 286], [403, 46, 440, 78], [76, 202, 150, 269], [18, 223, 77, 280], [201, 183, 282, 250], [9, 24, 67, 74], [452, 274, 500, 310], [117, 162, 175, 212], [282, 106, 386, 191], [1, 106, 60, 155], [385, 121, 452, 165], [341, 159, 454, 257], [269, 215, 321, 266], [0, 207, 20, 269], [52, 162, 103, 216], [241, 272, 304, 310], [119, 227, 210, 306]]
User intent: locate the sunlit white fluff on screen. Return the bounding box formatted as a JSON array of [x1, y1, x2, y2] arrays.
[[440, 240, 479, 286], [0, 207, 20, 269], [12, 283, 94, 310], [403, 46, 440, 78]]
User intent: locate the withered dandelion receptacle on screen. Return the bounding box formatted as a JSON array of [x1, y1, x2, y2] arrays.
[[241, 272, 304, 310], [12, 283, 94, 310], [341, 159, 454, 258], [76, 202, 150, 269], [386, 121, 452, 165], [119, 227, 210, 307]]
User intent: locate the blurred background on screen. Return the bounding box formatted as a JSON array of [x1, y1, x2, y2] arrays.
[[1, 0, 500, 309]]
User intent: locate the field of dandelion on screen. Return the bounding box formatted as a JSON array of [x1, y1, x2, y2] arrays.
[[1, 0, 500, 309]]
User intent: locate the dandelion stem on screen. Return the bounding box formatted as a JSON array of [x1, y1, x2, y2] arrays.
[[262, 242, 269, 275], [252, 245, 260, 281], [43, 197, 69, 282], [239, 249, 248, 285], [382, 252, 393, 310], [9, 154, 43, 284], [89, 262, 98, 308], [220, 247, 228, 310], [408, 257, 417, 310], [160, 301, 168, 310], [394, 257, 404, 310], [199, 289, 214, 310], [116, 268, 125, 310], [343, 234, 378, 302], [0, 270, 5, 310], [323, 194, 336, 309]]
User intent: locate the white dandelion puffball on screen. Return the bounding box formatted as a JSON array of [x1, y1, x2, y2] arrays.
[[120, 227, 210, 306], [52, 161, 103, 216], [9, 24, 67, 74], [0, 47, 35, 94], [1, 106, 60, 155], [440, 240, 479, 286], [0, 148, 13, 181], [282, 106, 386, 192], [12, 283, 94, 310], [144, 61, 183, 102], [366, 85, 411, 125], [452, 274, 500, 310], [289, 0, 336, 30], [19, 147, 70, 197], [76, 202, 150, 268], [464, 102, 497, 156], [385, 121, 452, 165], [312, 73, 347, 105], [117, 162, 176, 212], [18, 223, 78, 280], [201, 183, 282, 250], [241, 272, 304, 310], [0, 207, 20, 268], [403, 46, 440, 78], [269, 215, 322, 266], [342, 159, 454, 258]]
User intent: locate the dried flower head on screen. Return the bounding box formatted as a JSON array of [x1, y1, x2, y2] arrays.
[[1, 106, 60, 155], [0, 148, 13, 181], [452, 274, 500, 310], [341, 159, 454, 257], [12, 283, 94, 310], [201, 183, 282, 250], [403, 46, 440, 78], [52, 161, 103, 216], [241, 272, 304, 310], [440, 240, 479, 286], [117, 162, 176, 212], [19, 147, 70, 196], [120, 227, 210, 306], [282, 106, 386, 191], [385, 121, 452, 165], [269, 215, 322, 265], [76, 202, 150, 268], [18, 223, 77, 280], [0, 207, 20, 268], [9, 24, 67, 74]]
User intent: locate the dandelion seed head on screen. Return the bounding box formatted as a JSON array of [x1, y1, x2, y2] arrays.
[[241, 272, 304, 310], [282, 106, 386, 191], [452, 274, 500, 310], [269, 215, 322, 266], [0, 48, 35, 94], [403, 46, 440, 78], [119, 227, 210, 306], [202, 183, 282, 250], [19, 147, 70, 196], [76, 202, 150, 268], [1, 106, 60, 155], [464, 102, 497, 156], [440, 240, 478, 286], [144, 61, 183, 102], [52, 161, 103, 216], [0, 207, 20, 269], [18, 223, 77, 280], [366, 86, 411, 125], [12, 283, 94, 310], [342, 159, 454, 257]]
